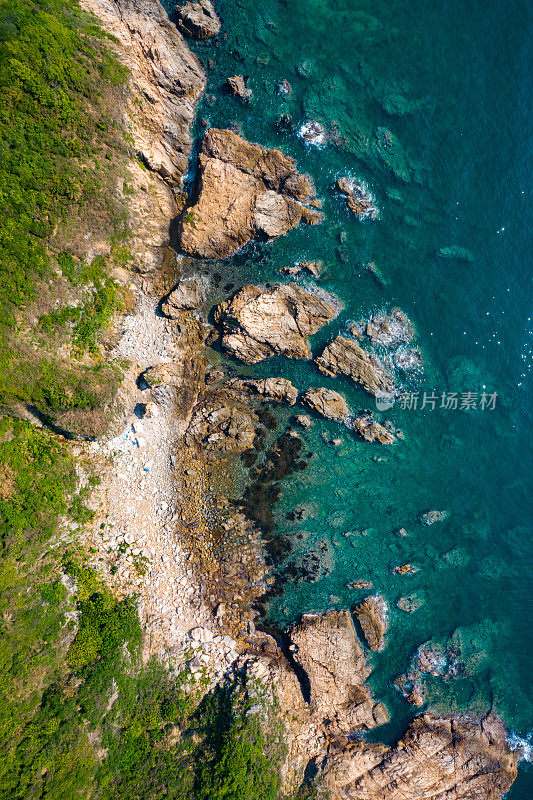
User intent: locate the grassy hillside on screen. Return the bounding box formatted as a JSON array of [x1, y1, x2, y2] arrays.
[[0, 0, 133, 439]]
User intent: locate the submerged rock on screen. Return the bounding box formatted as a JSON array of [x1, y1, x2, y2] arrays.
[[437, 245, 475, 262], [354, 595, 388, 651], [278, 78, 292, 96], [179, 128, 322, 258], [366, 307, 415, 346], [301, 387, 350, 422], [316, 336, 395, 396], [353, 413, 395, 444], [225, 377, 298, 405], [337, 177, 378, 219], [397, 592, 425, 613], [294, 414, 313, 428], [175, 0, 220, 39], [298, 120, 327, 146], [215, 283, 340, 364], [420, 509, 449, 525], [226, 74, 252, 101]]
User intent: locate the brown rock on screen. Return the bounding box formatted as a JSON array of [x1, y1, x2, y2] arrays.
[[226, 74, 252, 101], [185, 399, 256, 452], [290, 611, 388, 735], [324, 713, 517, 800], [348, 579, 373, 590], [316, 336, 395, 396], [80, 0, 205, 181], [294, 414, 313, 428], [225, 377, 298, 405], [175, 0, 220, 39], [161, 277, 207, 316], [354, 595, 388, 651], [179, 129, 322, 258], [337, 177, 378, 219], [301, 387, 350, 422], [392, 563, 419, 575], [214, 283, 340, 364], [353, 413, 395, 444]]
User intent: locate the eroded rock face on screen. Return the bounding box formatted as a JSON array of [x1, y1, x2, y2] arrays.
[[215, 283, 340, 364], [354, 595, 388, 651], [175, 0, 220, 39], [185, 396, 256, 452], [80, 0, 205, 181], [337, 177, 378, 219], [324, 713, 517, 800], [353, 413, 395, 444], [289, 611, 389, 735], [161, 277, 207, 315], [225, 377, 298, 405], [179, 129, 322, 258], [316, 336, 395, 396], [301, 387, 350, 422]]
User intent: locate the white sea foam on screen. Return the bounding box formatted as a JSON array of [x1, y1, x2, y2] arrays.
[[507, 731, 533, 763]]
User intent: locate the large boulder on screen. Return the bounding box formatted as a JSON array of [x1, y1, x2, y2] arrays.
[[301, 387, 350, 422], [179, 129, 322, 258], [316, 336, 395, 396], [225, 377, 298, 405], [353, 413, 395, 444], [161, 277, 207, 316], [185, 398, 256, 453], [175, 0, 220, 39], [354, 595, 388, 651], [289, 611, 389, 735], [215, 283, 340, 364], [337, 177, 378, 219], [324, 712, 517, 800]]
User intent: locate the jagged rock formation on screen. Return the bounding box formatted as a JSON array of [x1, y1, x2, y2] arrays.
[[185, 394, 257, 453], [161, 277, 208, 315], [81, 0, 205, 181], [353, 413, 395, 444], [354, 595, 388, 651], [337, 177, 378, 219], [214, 283, 340, 364], [175, 0, 220, 38], [323, 712, 517, 800], [79, 0, 205, 271], [179, 129, 323, 257], [301, 387, 350, 422], [226, 74, 252, 100], [288, 611, 389, 736], [316, 336, 395, 395], [225, 377, 298, 405]]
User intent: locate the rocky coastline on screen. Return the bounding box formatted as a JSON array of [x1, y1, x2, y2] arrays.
[[76, 0, 518, 797]]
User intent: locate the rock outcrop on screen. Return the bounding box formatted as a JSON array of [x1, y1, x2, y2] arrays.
[[161, 277, 207, 316], [301, 387, 350, 422], [185, 395, 257, 453], [316, 336, 395, 396], [215, 283, 340, 364], [179, 129, 322, 258], [337, 177, 378, 219], [175, 0, 220, 39], [225, 377, 298, 405], [323, 712, 517, 800], [354, 595, 388, 651], [289, 611, 389, 735], [353, 413, 395, 444], [226, 74, 252, 101], [81, 0, 205, 182], [366, 307, 415, 346]]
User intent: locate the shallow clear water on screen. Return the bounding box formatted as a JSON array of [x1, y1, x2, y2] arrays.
[[165, 0, 533, 791]]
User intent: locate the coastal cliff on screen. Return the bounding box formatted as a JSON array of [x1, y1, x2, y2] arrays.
[[77, 1, 519, 798], [0, 1, 520, 798]]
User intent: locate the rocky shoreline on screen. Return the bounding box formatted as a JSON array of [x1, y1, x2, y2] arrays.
[[76, 0, 518, 796]]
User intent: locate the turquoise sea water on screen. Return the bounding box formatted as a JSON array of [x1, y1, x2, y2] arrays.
[[166, 0, 533, 792]]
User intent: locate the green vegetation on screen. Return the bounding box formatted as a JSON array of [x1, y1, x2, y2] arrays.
[[0, 0, 132, 437]]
